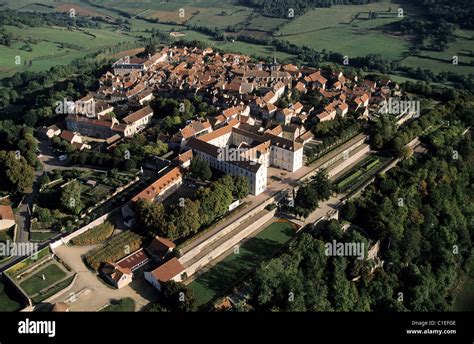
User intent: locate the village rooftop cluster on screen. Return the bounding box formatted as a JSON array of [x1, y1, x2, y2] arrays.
[[24, 45, 408, 304]]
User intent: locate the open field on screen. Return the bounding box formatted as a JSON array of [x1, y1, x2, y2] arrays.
[[277, 2, 412, 60], [187, 6, 251, 28], [55, 3, 115, 19], [0, 23, 139, 76], [399, 30, 474, 75], [175, 30, 295, 61], [0, 0, 471, 80], [188, 219, 297, 306]]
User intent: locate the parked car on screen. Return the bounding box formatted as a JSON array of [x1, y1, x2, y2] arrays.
[[58, 155, 68, 162]]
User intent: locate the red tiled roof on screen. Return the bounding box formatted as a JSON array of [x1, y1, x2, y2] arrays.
[[60, 130, 77, 143], [0, 205, 14, 221], [117, 248, 150, 271], [132, 167, 182, 203], [123, 106, 153, 124], [150, 258, 184, 282]]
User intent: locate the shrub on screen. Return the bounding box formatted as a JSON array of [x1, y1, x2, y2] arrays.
[[70, 221, 115, 246], [36, 207, 53, 224], [85, 231, 144, 270]]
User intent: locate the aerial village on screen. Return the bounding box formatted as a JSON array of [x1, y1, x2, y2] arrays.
[[2, 45, 414, 312]]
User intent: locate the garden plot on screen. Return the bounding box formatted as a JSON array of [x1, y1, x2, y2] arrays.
[[31, 169, 137, 241], [333, 154, 389, 193], [5, 247, 75, 304]]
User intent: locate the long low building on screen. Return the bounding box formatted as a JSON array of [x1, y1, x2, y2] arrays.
[[131, 166, 183, 204], [66, 105, 154, 139], [144, 257, 185, 291]]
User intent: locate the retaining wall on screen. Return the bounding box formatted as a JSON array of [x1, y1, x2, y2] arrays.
[[181, 209, 276, 278]]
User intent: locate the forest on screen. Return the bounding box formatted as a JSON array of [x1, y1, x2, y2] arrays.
[[252, 101, 473, 310], [244, 0, 382, 18]]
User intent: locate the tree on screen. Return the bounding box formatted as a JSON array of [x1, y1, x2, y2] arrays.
[[60, 180, 84, 215], [294, 169, 332, 217], [160, 280, 197, 312], [135, 199, 165, 236], [36, 207, 53, 223], [340, 201, 357, 222], [144, 43, 156, 57], [171, 199, 201, 238], [190, 157, 212, 181], [233, 175, 249, 199], [309, 169, 332, 201], [0, 150, 35, 193]]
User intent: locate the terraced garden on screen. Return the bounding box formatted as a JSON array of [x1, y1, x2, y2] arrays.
[[334, 155, 389, 193]]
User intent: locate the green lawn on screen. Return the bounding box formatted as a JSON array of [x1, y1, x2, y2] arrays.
[[20, 263, 67, 296], [101, 297, 136, 312], [31, 276, 75, 304], [0, 279, 24, 312], [0, 23, 140, 77], [30, 231, 58, 243], [188, 219, 297, 306]]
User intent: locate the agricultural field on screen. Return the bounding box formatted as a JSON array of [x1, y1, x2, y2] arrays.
[[84, 230, 144, 270], [1, 0, 471, 79], [188, 6, 251, 29], [175, 30, 295, 61], [187, 219, 297, 306], [399, 29, 474, 75], [0, 24, 139, 76], [70, 221, 115, 246], [276, 2, 412, 61]]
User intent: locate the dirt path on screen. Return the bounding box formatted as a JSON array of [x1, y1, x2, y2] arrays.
[[49, 244, 157, 311]]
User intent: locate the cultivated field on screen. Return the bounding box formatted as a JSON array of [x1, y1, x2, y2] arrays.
[[0, 0, 471, 79]]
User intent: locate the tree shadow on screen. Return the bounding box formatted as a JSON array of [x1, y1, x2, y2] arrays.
[[192, 237, 283, 298]]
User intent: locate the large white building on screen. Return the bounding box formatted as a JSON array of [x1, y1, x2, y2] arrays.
[[186, 121, 303, 196]]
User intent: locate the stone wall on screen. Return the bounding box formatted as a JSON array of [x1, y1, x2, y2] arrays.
[[179, 195, 276, 265], [181, 209, 276, 278]]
